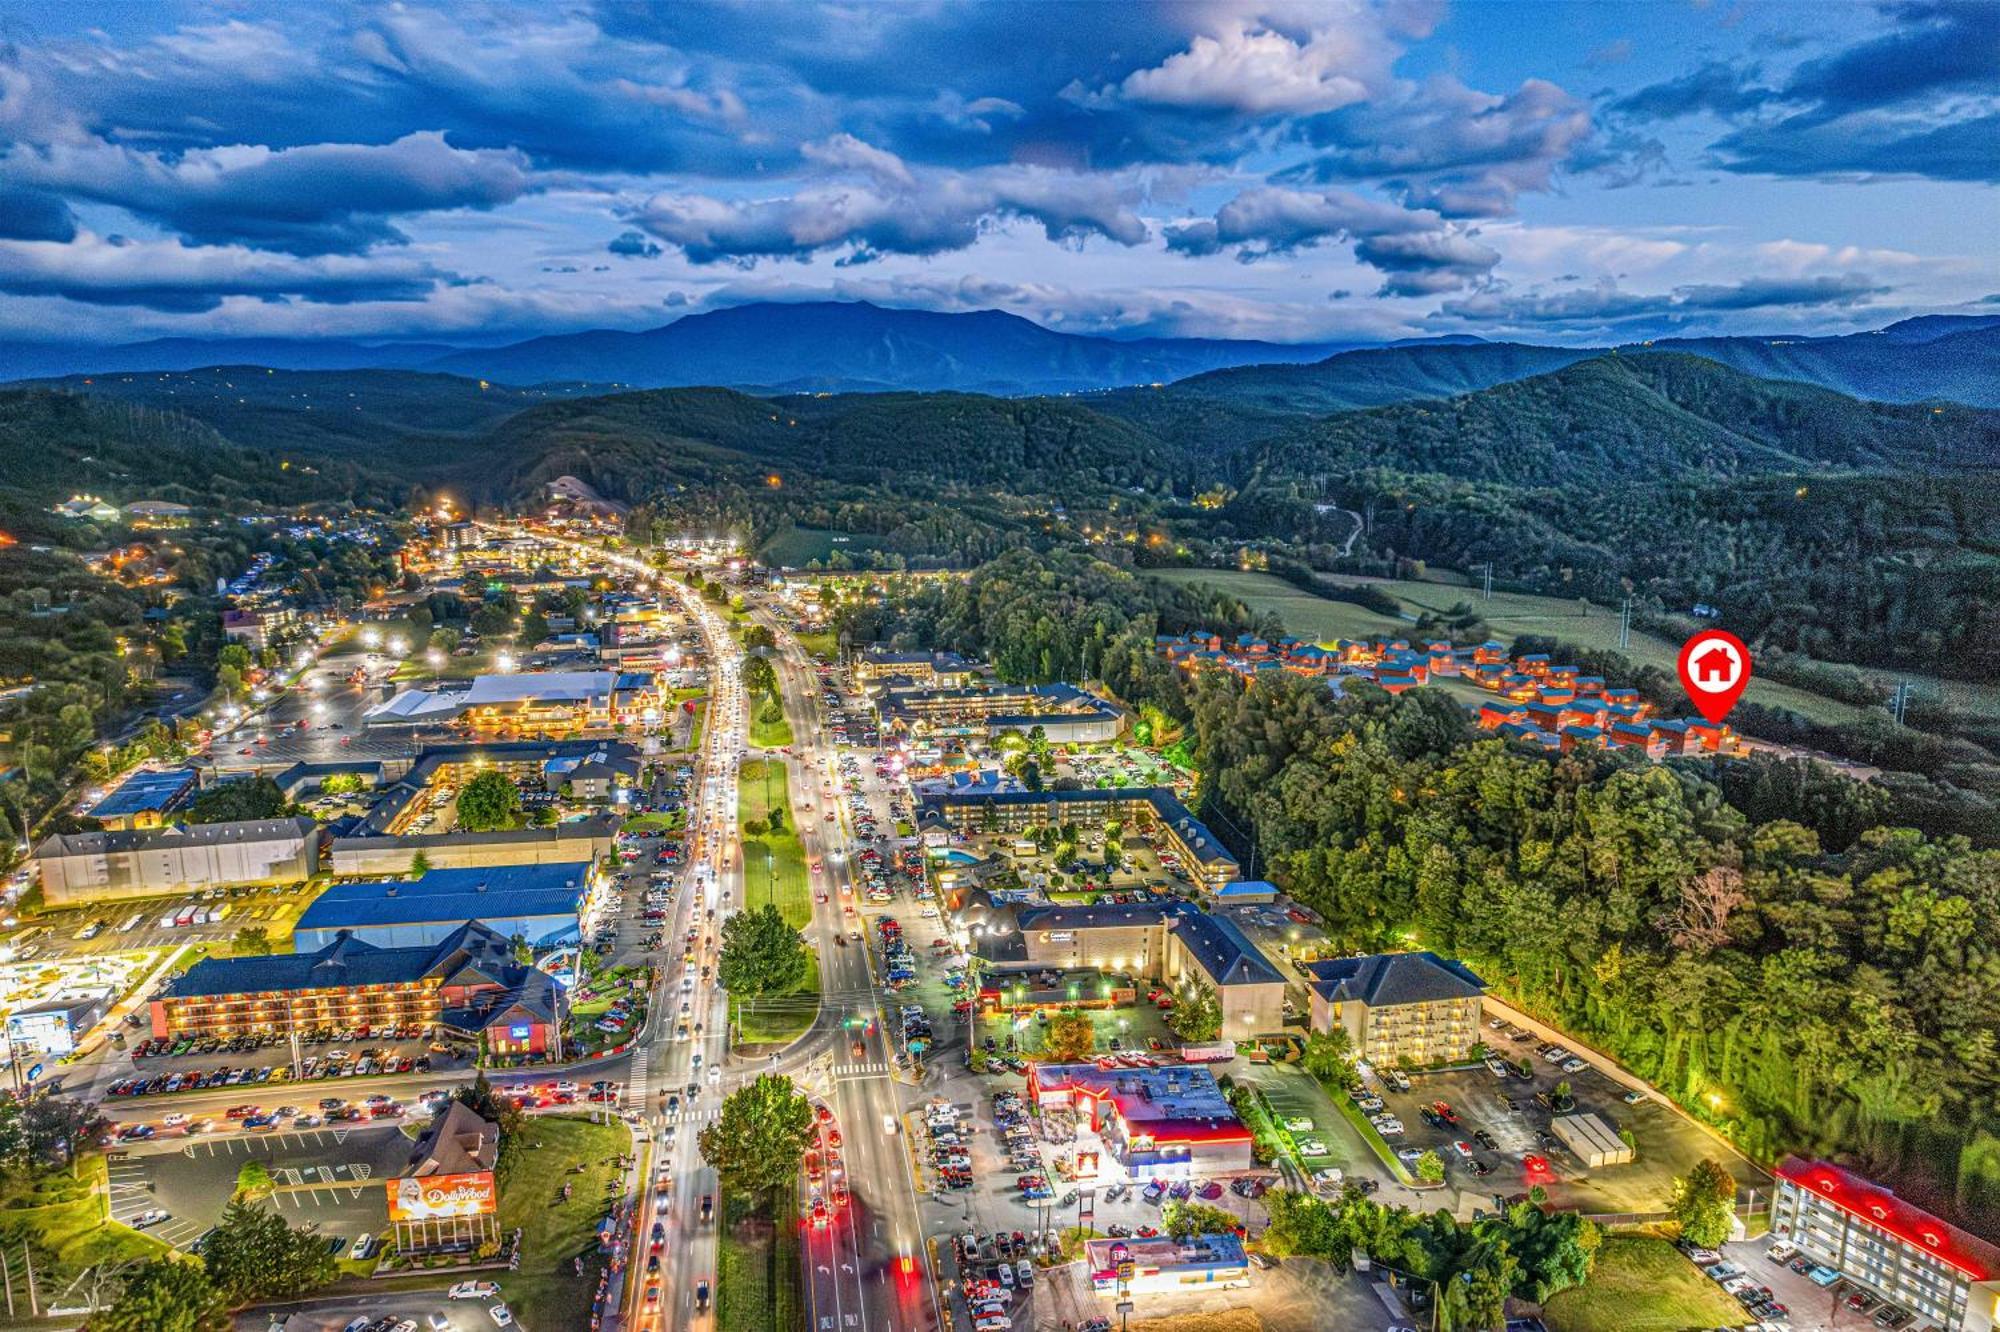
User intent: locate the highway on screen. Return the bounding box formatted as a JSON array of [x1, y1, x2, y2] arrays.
[[758, 605, 942, 1332]]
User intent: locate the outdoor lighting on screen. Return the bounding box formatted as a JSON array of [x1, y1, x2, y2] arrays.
[[496, 652, 515, 672], [360, 627, 381, 648], [427, 649, 445, 670], [388, 636, 409, 656]]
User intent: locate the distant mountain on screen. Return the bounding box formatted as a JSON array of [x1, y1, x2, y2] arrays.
[[18, 366, 615, 459], [0, 336, 467, 380], [1631, 318, 2000, 407], [419, 301, 1359, 395], [1092, 341, 1597, 450]]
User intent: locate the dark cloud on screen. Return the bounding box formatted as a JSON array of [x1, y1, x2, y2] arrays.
[[1607, 61, 1776, 121], [608, 230, 663, 259], [0, 232, 452, 312], [1779, 2, 2000, 119], [1355, 231, 1504, 296], [0, 189, 77, 242], [4, 132, 545, 255], [1712, 112, 2000, 183]]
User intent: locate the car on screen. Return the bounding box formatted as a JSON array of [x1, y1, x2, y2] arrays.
[[1451, 1140, 1474, 1158], [1395, 1148, 1424, 1164], [1622, 1089, 1646, 1104], [1248, 1251, 1278, 1270], [130, 1208, 170, 1229], [1281, 1116, 1314, 1132], [1522, 1153, 1549, 1173], [487, 1304, 512, 1327], [449, 1282, 500, 1300], [1295, 1138, 1328, 1155], [427, 1316, 451, 1332], [350, 1233, 378, 1260]]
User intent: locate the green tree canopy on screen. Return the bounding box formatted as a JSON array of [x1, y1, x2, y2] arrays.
[[95, 1259, 227, 1332], [717, 903, 809, 998], [187, 776, 290, 824], [455, 769, 522, 832], [1669, 1158, 1738, 1248], [199, 1199, 338, 1305], [697, 1073, 815, 1198], [1164, 976, 1223, 1042], [1161, 1199, 1239, 1240], [1041, 1007, 1096, 1063]]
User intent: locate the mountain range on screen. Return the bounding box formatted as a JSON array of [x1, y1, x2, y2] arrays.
[[6, 301, 1996, 405]]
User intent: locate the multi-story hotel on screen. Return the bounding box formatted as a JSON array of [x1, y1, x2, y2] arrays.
[[150, 920, 561, 1057], [1775, 1157, 2000, 1332], [1304, 951, 1486, 1067], [919, 787, 1241, 892]]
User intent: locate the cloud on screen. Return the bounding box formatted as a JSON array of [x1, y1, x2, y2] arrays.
[[800, 133, 916, 189], [1164, 185, 1499, 294], [1289, 76, 1594, 218], [1438, 271, 1889, 327], [1087, 19, 1396, 116], [0, 231, 455, 311], [1162, 186, 1434, 258], [1607, 61, 1776, 121], [0, 189, 77, 243], [4, 131, 546, 255], [1584, 39, 1633, 69], [1605, 7, 2000, 183], [627, 155, 1148, 265], [607, 231, 663, 259], [1355, 231, 1505, 296]]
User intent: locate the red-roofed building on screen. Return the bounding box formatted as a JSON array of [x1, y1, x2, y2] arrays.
[[1025, 1062, 1252, 1178], [1774, 1156, 2000, 1330]]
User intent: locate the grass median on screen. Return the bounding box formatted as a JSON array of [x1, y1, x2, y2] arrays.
[[737, 758, 810, 928], [733, 948, 820, 1047], [716, 1183, 803, 1332]]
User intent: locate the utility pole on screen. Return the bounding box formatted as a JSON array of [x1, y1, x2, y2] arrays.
[[1891, 680, 1912, 726], [1480, 563, 1493, 602], [22, 1242, 37, 1319], [1618, 598, 1632, 651]]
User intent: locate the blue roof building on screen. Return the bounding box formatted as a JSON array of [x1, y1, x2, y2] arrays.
[[90, 767, 199, 829], [295, 862, 595, 951]]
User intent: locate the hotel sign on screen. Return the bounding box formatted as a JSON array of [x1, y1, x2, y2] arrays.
[[387, 1171, 497, 1221]]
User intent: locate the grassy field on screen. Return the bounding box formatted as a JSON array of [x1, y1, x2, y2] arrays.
[[1151, 567, 1883, 726], [0, 1155, 172, 1280], [759, 524, 891, 569], [716, 1184, 804, 1332], [794, 631, 837, 662], [738, 759, 811, 928], [733, 949, 820, 1047], [494, 1114, 631, 1332], [747, 696, 794, 749], [1540, 1236, 1744, 1332]]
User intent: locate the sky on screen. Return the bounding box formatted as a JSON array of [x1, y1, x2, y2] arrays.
[[0, 0, 1994, 347]]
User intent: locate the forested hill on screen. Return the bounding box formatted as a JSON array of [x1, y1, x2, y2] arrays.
[[1252, 352, 2000, 488]]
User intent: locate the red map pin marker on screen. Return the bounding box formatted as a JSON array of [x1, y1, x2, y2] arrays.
[[1677, 629, 1752, 723]]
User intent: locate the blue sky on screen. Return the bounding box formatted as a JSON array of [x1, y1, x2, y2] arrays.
[[0, 0, 1993, 346]]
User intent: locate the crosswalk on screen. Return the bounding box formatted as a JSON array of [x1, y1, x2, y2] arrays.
[[660, 1106, 720, 1127], [831, 1061, 889, 1080]]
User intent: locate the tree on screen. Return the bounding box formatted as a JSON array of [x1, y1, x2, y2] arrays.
[[187, 776, 291, 824], [1161, 1200, 1240, 1239], [455, 770, 522, 832], [743, 817, 768, 839], [320, 772, 364, 797], [1041, 1007, 1096, 1062], [217, 643, 252, 674], [1670, 1158, 1738, 1247], [94, 1258, 227, 1332], [198, 1199, 338, 1305], [1164, 977, 1223, 1042], [19, 1092, 101, 1165], [454, 1071, 524, 1139], [698, 1074, 815, 1198], [741, 624, 776, 653], [742, 655, 778, 699], [1303, 1028, 1358, 1090], [1659, 865, 1748, 954], [718, 903, 809, 998], [230, 926, 271, 956], [428, 626, 462, 655], [1416, 1150, 1446, 1184]]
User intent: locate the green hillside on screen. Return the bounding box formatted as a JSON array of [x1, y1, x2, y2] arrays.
[[1255, 352, 2000, 486]]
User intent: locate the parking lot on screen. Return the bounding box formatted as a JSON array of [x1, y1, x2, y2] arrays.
[[1363, 1029, 1767, 1215], [110, 1120, 414, 1255]]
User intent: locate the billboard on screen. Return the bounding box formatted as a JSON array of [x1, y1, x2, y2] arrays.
[[387, 1172, 496, 1221]]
